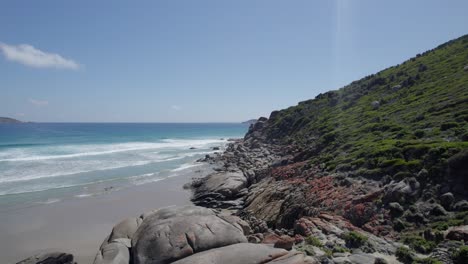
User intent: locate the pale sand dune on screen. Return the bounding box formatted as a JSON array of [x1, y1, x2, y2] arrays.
[[0, 171, 197, 264]]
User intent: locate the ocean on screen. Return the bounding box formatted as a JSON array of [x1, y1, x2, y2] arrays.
[[0, 123, 248, 210]]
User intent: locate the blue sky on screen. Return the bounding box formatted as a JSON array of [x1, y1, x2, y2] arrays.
[[1, 0, 467, 122]]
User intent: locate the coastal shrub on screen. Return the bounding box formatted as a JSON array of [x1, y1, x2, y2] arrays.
[[305, 236, 323, 247], [401, 235, 436, 254], [414, 130, 425, 138], [440, 122, 458, 131], [430, 216, 465, 231], [396, 246, 415, 264], [343, 231, 368, 248], [332, 245, 349, 253], [415, 258, 443, 264], [452, 245, 468, 264], [296, 245, 315, 256]]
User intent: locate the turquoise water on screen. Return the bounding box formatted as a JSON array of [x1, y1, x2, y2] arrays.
[[0, 123, 247, 208]]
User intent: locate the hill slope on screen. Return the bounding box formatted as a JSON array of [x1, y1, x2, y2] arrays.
[[233, 35, 468, 263], [255, 35, 467, 189], [0, 117, 22, 123]]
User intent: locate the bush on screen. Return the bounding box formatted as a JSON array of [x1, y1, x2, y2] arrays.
[[343, 231, 368, 248], [440, 122, 459, 131], [332, 245, 349, 253], [453, 245, 468, 264], [414, 130, 425, 138], [396, 246, 415, 264], [401, 235, 436, 254], [415, 257, 442, 264], [305, 236, 323, 247]]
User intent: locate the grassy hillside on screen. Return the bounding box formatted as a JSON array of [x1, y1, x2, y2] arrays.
[[264, 35, 468, 185]]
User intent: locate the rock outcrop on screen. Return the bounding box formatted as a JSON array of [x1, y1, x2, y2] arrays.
[[17, 252, 75, 264], [93, 205, 314, 264]]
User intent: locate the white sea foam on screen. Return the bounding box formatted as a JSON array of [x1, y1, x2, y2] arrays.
[[171, 163, 202, 172], [35, 198, 61, 205], [0, 138, 225, 162], [75, 193, 93, 198], [0, 137, 228, 196]]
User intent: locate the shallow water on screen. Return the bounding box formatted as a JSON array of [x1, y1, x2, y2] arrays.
[[0, 123, 247, 210]]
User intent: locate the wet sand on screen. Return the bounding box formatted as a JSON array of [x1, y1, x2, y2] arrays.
[[0, 169, 203, 263]]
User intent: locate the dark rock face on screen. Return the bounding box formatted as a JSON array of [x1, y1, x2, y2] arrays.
[[17, 252, 74, 264], [383, 178, 420, 204], [446, 225, 468, 242]]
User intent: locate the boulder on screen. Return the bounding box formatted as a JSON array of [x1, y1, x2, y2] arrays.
[[439, 192, 454, 210], [429, 204, 447, 216], [108, 217, 142, 241], [454, 200, 468, 211], [371, 101, 380, 109], [274, 235, 295, 250], [388, 202, 404, 217], [94, 239, 130, 264], [171, 243, 288, 264], [132, 206, 248, 264], [17, 252, 74, 264], [446, 225, 468, 242], [383, 178, 420, 204], [192, 171, 247, 201]]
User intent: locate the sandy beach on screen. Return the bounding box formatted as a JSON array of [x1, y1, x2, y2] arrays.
[[0, 168, 205, 264]]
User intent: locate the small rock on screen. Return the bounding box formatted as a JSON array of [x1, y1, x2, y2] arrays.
[[274, 235, 295, 250], [17, 252, 74, 264], [294, 234, 305, 244], [263, 233, 282, 244], [430, 204, 447, 216], [440, 192, 455, 210], [248, 235, 262, 244], [371, 101, 380, 109], [374, 257, 388, 264], [388, 202, 404, 217], [454, 200, 468, 211]]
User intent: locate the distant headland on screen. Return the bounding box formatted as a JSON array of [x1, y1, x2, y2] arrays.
[[242, 119, 257, 125], [0, 117, 23, 123]]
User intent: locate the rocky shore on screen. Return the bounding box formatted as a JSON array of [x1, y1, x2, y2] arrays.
[[17, 118, 468, 264]]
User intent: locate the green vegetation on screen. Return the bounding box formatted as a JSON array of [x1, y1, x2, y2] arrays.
[[452, 245, 468, 264], [396, 246, 443, 264], [430, 211, 468, 230], [401, 235, 436, 254], [343, 231, 368, 248], [396, 246, 415, 264], [263, 35, 468, 183], [331, 245, 349, 253], [305, 236, 323, 247]]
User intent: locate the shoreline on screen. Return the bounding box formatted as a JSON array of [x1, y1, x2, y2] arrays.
[[0, 164, 213, 263]]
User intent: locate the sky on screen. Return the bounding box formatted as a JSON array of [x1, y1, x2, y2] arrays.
[[1, 0, 467, 122]]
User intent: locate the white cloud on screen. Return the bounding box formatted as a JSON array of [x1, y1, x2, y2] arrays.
[[171, 105, 181, 111], [29, 98, 49, 106], [0, 42, 80, 70], [16, 113, 25, 117]]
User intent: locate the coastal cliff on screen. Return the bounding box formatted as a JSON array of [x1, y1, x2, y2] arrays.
[[18, 36, 468, 264], [190, 35, 468, 263]]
